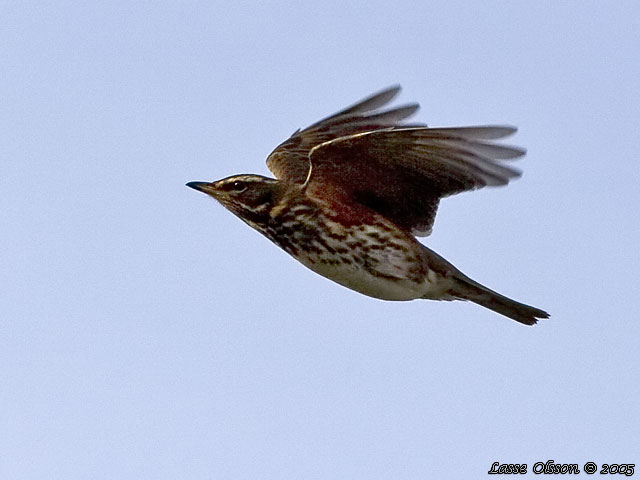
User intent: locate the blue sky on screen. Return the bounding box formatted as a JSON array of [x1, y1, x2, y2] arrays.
[[2, 1, 639, 478]]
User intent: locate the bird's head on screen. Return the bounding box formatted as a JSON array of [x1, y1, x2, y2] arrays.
[[187, 174, 283, 223]]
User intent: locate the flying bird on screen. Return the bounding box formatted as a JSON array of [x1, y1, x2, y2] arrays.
[[187, 86, 549, 325]]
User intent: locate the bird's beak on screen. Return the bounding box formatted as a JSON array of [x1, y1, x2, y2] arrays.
[[186, 181, 215, 194]]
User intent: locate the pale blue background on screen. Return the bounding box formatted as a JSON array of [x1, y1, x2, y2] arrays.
[[2, 1, 639, 478]]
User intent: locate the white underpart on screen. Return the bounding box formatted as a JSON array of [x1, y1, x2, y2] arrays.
[[291, 221, 452, 301]]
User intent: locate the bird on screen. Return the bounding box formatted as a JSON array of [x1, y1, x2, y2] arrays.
[[187, 86, 549, 325]]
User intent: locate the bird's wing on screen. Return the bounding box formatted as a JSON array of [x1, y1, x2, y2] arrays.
[[305, 126, 525, 236], [266, 86, 422, 184]]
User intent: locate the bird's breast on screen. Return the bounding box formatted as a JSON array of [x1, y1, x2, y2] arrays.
[[266, 203, 431, 300]]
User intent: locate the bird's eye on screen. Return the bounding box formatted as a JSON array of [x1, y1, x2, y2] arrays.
[[231, 181, 246, 192]]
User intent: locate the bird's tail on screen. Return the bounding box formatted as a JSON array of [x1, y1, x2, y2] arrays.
[[418, 244, 549, 325], [453, 277, 549, 326]]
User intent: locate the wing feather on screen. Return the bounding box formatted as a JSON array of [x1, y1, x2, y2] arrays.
[[264, 87, 528, 237], [266, 86, 419, 183], [307, 127, 526, 236], [311, 85, 402, 124]]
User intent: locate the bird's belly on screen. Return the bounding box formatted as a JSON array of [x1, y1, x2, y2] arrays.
[[269, 215, 449, 301], [303, 259, 424, 300], [290, 227, 430, 301]]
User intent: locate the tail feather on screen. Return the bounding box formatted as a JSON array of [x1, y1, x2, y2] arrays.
[[454, 280, 549, 326], [418, 244, 549, 325]]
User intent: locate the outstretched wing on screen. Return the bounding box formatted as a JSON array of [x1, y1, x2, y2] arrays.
[[306, 126, 525, 236], [266, 86, 421, 184]]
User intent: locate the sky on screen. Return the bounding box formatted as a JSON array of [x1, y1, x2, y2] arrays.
[[2, 1, 639, 479]]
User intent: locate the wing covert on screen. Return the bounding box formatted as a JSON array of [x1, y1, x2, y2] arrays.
[[306, 126, 526, 236], [266, 86, 421, 184]]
